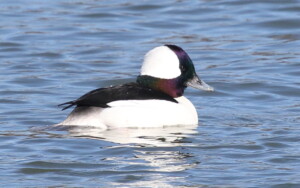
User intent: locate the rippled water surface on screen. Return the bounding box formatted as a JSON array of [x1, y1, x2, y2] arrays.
[[1, 0, 300, 187]]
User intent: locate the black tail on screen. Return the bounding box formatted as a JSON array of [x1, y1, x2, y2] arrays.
[[58, 101, 76, 111]]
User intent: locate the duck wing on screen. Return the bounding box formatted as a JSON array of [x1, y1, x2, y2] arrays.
[[58, 82, 177, 110]]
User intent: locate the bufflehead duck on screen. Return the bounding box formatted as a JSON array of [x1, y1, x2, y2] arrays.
[[56, 44, 213, 129]]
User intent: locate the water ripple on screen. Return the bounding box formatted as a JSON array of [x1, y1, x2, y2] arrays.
[[0, 0, 300, 187]]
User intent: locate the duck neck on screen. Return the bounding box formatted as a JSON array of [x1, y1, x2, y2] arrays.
[[136, 75, 185, 98]]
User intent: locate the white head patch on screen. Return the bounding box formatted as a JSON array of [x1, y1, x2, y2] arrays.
[[140, 46, 181, 79]]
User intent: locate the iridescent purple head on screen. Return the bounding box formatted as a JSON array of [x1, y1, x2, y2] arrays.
[[137, 44, 213, 98]]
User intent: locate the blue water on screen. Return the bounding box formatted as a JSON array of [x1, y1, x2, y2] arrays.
[[1, 0, 300, 187]]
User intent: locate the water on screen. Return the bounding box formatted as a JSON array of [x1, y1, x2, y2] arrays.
[[1, 0, 300, 187]]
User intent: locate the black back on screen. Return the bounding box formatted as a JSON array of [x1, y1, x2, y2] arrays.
[[59, 82, 178, 110]]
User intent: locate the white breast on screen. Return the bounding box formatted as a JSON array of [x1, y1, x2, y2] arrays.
[[56, 96, 198, 129]]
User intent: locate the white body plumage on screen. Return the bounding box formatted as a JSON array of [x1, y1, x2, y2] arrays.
[[57, 96, 198, 129]]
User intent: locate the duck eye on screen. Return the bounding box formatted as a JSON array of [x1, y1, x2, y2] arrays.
[[180, 65, 186, 73]]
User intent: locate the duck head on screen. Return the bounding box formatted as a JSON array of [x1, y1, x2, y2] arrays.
[[137, 44, 214, 98]]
